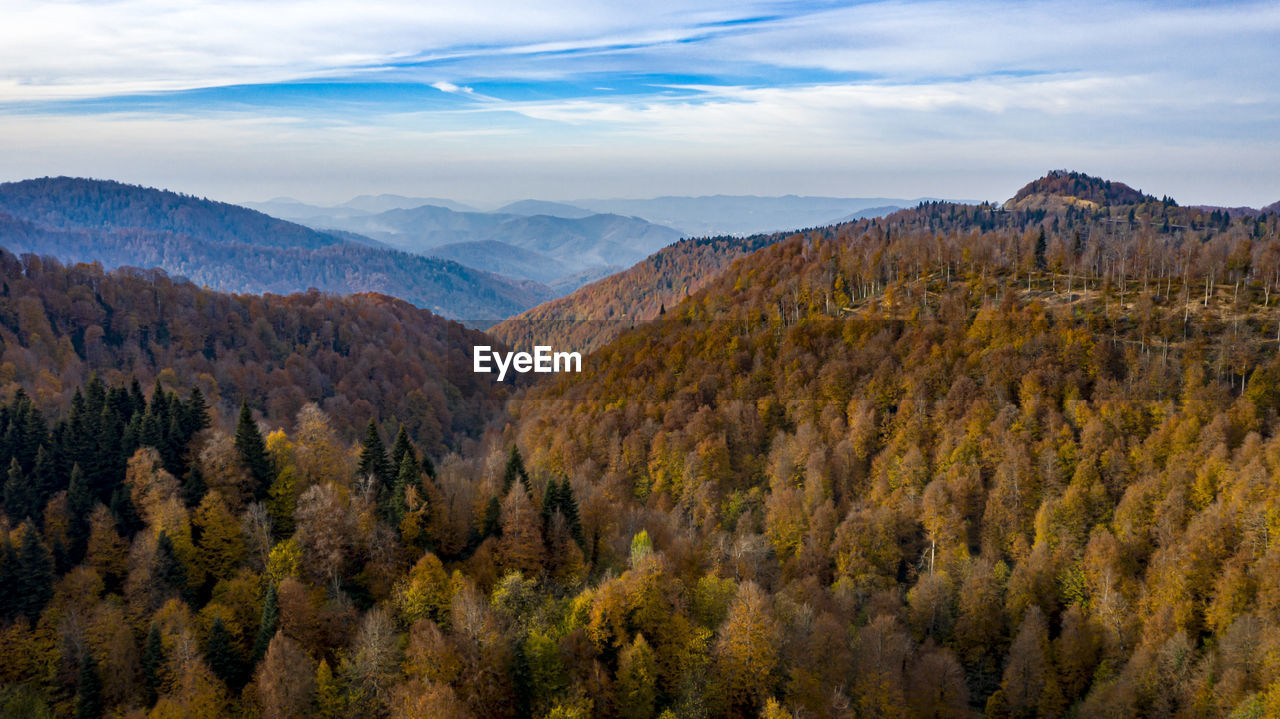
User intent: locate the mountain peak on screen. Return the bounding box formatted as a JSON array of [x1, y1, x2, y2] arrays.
[[1006, 170, 1158, 210]]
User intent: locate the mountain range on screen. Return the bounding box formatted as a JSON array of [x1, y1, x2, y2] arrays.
[[0, 177, 551, 323], [4, 171, 1280, 718]]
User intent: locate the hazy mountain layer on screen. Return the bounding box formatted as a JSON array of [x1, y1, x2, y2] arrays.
[[0, 177, 552, 322]]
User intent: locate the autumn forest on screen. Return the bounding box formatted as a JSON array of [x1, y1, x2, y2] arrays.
[[4, 171, 1280, 719]]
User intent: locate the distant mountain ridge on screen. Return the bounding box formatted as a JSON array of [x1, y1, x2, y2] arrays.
[[568, 194, 917, 236], [1005, 169, 1157, 210], [291, 203, 685, 289], [0, 177, 552, 322]]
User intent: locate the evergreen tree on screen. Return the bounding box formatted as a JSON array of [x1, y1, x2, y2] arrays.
[[2, 457, 34, 521], [558, 479, 585, 549], [387, 453, 419, 528], [205, 617, 244, 688], [235, 402, 273, 500], [0, 538, 15, 621], [512, 635, 533, 719], [154, 531, 191, 604], [390, 424, 415, 472], [110, 484, 143, 537], [481, 496, 502, 540], [67, 463, 93, 558], [357, 419, 392, 487], [1034, 227, 1047, 270], [182, 464, 207, 507], [75, 650, 103, 719], [142, 624, 164, 707], [182, 386, 211, 441], [128, 378, 147, 418], [31, 445, 56, 510], [503, 446, 530, 494], [13, 522, 53, 623], [252, 582, 279, 662]]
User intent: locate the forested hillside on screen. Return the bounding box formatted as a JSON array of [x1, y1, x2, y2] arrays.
[[0, 252, 509, 450], [491, 232, 792, 353], [0, 178, 552, 322], [4, 172, 1280, 719]]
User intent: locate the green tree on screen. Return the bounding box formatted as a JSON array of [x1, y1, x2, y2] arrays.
[[357, 419, 392, 487], [14, 521, 53, 623], [235, 402, 273, 500], [142, 624, 164, 707], [75, 651, 103, 719], [206, 617, 245, 689], [253, 582, 280, 662]]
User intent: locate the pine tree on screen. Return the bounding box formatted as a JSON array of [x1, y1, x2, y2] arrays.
[[503, 446, 530, 494], [110, 484, 143, 537], [481, 496, 502, 539], [357, 419, 392, 487], [183, 386, 211, 441], [66, 463, 92, 559], [31, 445, 56, 510], [388, 453, 419, 528], [142, 624, 164, 707], [154, 530, 191, 603], [512, 635, 533, 719], [235, 402, 273, 500], [206, 617, 244, 688], [75, 650, 103, 719], [128, 378, 147, 417], [2, 456, 34, 521], [0, 538, 15, 621], [390, 424, 415, 472], [558, 479, 585, 549], [182, 464, 207, 507], [14, 521, 54, 623], [252, 582, 279, 662]]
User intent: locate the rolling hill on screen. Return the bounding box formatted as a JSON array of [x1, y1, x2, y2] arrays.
[[0, 177, 552, 322], [490, 230, 797, 353], [302, 203, 685, 289]]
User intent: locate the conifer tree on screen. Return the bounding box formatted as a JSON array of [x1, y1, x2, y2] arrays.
[[390, 424, 415, 473], [2, 456, 34, 521], [142, 624, 164, 707], [503, 446, 530, 494], [314, 658, 344, 719], [357, 419, 392, 487], [0, 538, 15, 621], [388, 453, 419, 528], [75, 650, 103, 719], [183, 386, 211, 440], [253, 582, 279, 662], [14, 521, 53, 623], [206, 617, 244, 688], [235, 402, 273, 500], [154, 530, 191, 603], [182, 464, 207, 507], [67, 464, 93, 557]]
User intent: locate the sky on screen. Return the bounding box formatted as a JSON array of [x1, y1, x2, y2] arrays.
[[1, 0, 1277, 208]]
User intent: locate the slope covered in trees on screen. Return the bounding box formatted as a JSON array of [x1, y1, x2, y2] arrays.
[[0, 251, 510, 450], [0, 177, 552, 321], [5, 172, 1280, 718], [491, 231, 794, 353]]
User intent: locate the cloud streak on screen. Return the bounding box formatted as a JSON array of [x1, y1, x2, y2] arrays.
[[0, 1, 1277, 206]]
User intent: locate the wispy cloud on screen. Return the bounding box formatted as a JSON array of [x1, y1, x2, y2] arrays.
[[1, 1, 1277, 206]]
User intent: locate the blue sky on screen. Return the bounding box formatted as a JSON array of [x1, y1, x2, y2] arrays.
[[1, 0, 1277, 207]]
